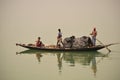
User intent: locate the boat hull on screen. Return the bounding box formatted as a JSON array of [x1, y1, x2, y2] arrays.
[[16, 43, 105, 52]]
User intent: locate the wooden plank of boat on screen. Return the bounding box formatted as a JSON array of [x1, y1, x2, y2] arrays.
[[16, 43, 105, 51]]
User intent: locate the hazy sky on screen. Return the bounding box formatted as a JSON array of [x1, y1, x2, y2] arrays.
[[0, 0, 120, 44]]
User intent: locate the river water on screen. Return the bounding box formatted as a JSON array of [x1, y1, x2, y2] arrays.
[[1, 42, 120, 80], [0, 0, 120, 80]]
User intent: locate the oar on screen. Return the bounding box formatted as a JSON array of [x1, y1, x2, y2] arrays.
[[96, 39, 111, 52], [106, 43, 120, 47]]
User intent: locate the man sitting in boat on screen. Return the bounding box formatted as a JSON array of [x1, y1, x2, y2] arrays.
[[36, 37, 44, 47]]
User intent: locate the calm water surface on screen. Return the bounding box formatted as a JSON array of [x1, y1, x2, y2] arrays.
[[0, 40, 120, 80]]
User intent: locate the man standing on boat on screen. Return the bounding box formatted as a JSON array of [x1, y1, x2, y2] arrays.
[[57, 29, 64, 47], [90, 28, 97, 46]]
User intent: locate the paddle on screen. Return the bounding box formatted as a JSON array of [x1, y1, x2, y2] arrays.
[[106, 43, 120, 46], [96, 39, 111, 52]]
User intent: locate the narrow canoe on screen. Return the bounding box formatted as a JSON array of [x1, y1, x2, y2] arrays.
[[16, 43, 106, 52]]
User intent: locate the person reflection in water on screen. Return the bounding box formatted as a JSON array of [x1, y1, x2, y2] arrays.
[[91, 55, 97, 76], [36, 53, 43, 63], [56, 53, 63, 72]]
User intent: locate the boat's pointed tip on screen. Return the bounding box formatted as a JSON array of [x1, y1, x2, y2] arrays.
[[16, 43, 18, 46], [16, 43, 20, 46]]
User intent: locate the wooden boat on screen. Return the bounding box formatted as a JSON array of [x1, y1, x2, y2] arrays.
[[16, 43, 114, 52]]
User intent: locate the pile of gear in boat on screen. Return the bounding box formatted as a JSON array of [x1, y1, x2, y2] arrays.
[[62, 36, 93, 48]]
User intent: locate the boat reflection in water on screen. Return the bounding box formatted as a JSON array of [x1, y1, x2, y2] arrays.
[[16, 50, 109, 76]]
